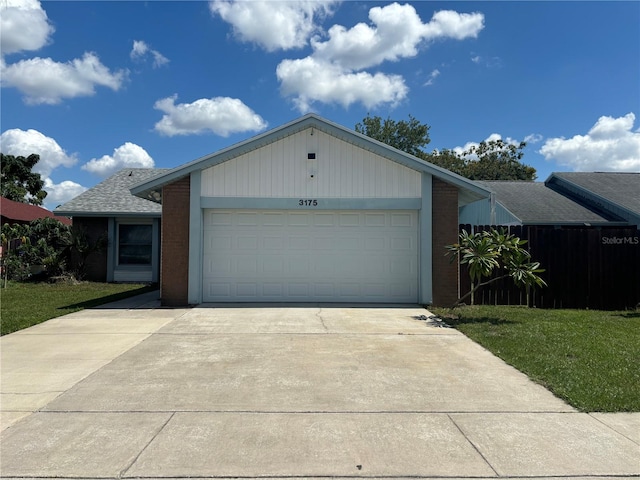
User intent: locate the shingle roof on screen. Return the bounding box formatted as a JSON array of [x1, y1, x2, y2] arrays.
[[549, 172, 640, 215], [1, 196, 72, 225], [54, 169, 170, 217], [477, 181, 615, 224]]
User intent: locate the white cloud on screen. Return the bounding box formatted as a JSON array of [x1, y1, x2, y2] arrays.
[[82, 142, 154, 177], [540, 113, 640, 172], [277, 4, 483, 112], [130, 40, 169, 68], [277, 57, 407, 111], [423, 10, 484, 41], [470, 53, 502, 68], [313, 5, 484, 70], [43, 178, 86, 210], [153, 94, 268, 137], [424, 68, 440, 86], [1, 52, 127, 105], [210, 0, 337, 51], [0, 127, 85, 209], [524, 133, 543, 144], [0, 128, 77, 177], [0, 0, 54, 55]]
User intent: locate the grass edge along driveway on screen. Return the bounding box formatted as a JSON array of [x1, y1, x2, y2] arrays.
[[434, 305, 640, 413], [0, 281, 157, 336], [2, 284, 637, 413]]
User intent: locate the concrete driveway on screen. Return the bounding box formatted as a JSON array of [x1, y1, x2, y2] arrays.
[[1, 292, 638, 478]]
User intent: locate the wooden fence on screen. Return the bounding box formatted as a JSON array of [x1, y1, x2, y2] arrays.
[[458, 224, 640, 310]]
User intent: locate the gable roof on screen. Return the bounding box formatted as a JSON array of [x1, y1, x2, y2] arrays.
[[54, 169, 170, 217], [547, 172, 640, 224], [1, 196, 72, 225], [130, 113, 491, 205], [476, 181, 618, 225]]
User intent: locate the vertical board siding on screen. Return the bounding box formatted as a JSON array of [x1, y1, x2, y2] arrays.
[[201, 128, 421, 198], [459, 224, 640, 310]]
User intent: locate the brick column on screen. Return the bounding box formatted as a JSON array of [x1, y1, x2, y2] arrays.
[[431, 178, 459, 307], [161, 177, 190, 306]]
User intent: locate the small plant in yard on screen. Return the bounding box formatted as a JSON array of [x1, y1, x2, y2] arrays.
[[446, 228, 547, 307], [1, 218, 106, 284]]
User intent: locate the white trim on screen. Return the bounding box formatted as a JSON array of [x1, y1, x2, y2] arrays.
[[419, 173, 433, 304], [188, 171, 203, 304]]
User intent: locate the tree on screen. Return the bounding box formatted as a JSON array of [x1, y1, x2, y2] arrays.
[[1, 153, 47, 205], [1, 218, 71, 284], [459, 139, 536, 181], [445, 228, 547, 307], [355, 115, 537, 180], [426, 148, 466, 176], [355, 114, 431, 158]]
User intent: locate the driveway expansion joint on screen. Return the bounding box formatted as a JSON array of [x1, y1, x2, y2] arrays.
[[447, 413, 499, 476], [120, 412, 176, 479]]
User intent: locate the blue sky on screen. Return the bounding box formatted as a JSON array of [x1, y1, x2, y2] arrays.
[[1, 0, 639, 211]]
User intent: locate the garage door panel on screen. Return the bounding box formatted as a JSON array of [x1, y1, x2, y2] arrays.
[[263, 283, 283, 296], [391, 212, 414, 227], [203, 210, 418, 303]]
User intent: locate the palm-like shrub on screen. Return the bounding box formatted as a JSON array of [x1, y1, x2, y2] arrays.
[[446, 228, 547, 306]]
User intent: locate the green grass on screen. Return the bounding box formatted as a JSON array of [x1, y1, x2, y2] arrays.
[[433, 305, 640, 412], [0, 281, 158, 336]]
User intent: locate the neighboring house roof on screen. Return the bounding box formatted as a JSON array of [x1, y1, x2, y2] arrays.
[[1, 196, 72, 225], [54, 169, 170, 217], [130, 113, 491, 206], [546, 172, 640, 227], [477, 181, 617, 225]]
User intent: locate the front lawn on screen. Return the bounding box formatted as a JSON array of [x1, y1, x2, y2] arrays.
[[0, 281, 158, 336], [433, 305, 640, 412]]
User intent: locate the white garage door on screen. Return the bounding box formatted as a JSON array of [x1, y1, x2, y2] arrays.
[[202, 209, 418, 303]]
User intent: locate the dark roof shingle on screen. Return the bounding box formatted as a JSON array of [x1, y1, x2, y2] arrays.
[[54, 169, 170, 217], [550, 172, 640, 215], [478, 181, 614, 224]]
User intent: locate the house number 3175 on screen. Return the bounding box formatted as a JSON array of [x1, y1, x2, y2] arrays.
[[299, 199, 318, 206]]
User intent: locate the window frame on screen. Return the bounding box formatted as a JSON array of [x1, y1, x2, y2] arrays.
[[116, 221, 153, 266]]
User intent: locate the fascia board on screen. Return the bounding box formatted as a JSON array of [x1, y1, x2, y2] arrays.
[[54, 211, 161, 218], [496, 201, 523, 224]]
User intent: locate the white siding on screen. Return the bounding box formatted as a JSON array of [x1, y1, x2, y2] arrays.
[[201, 128, 421, 198]]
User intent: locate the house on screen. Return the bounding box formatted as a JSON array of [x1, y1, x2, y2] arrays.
[[54, 169, 169, 283], [547, 172, 640, 228], [1, 196, 72, 226], [457, 173, 640, 310], [58, 114, 491, 306], [459, 172, 640, 228]]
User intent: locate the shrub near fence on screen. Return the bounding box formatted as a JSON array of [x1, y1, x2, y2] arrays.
[[459, 225, 640, 310]]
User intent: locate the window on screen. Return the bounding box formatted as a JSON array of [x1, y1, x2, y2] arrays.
[[118, 224, 152, 265]]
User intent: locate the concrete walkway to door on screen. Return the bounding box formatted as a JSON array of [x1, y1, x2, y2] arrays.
[[1, 292, 638, 478]]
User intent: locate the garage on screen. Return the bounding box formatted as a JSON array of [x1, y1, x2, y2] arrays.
[[202, 209, 418, 302], [130, 113, 491, 306]]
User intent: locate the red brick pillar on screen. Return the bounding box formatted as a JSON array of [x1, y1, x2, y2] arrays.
[[432, 178, 459, 307], [161, 177, 190, 306]]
